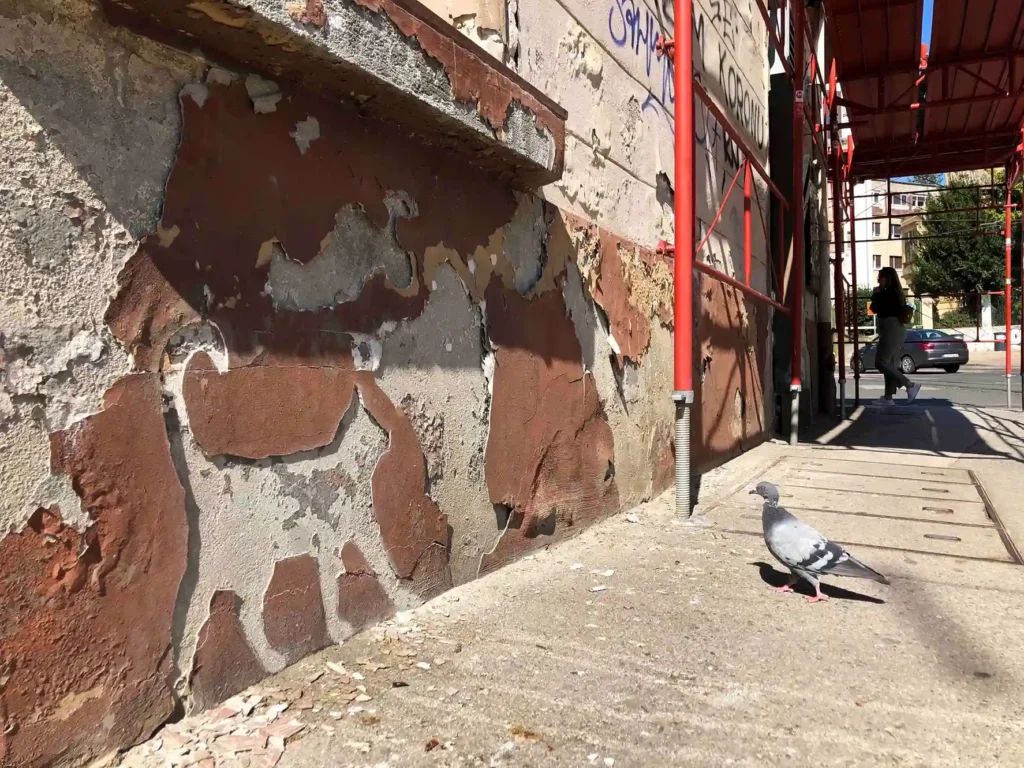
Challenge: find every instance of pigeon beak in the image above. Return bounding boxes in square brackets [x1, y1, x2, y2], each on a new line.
[748, 489, 758, 495]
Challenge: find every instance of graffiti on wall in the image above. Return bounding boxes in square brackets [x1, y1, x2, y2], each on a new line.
[606, 0, 768, 190]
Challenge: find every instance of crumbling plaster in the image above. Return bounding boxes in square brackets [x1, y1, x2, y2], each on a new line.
[0, 0, 204, 533]
[0, 0, 774, 762]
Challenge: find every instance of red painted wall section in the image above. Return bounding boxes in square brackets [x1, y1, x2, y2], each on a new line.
[0, 375, 187, 766]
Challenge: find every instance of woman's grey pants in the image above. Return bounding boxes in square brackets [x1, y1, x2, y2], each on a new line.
[876, 316, 910, 397]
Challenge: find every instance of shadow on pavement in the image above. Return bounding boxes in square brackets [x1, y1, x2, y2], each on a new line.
[752, 562, 886, 604]
[802, 399, 1024, 463]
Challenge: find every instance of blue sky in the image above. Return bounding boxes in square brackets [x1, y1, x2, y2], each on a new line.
[922, 0, 934, 47]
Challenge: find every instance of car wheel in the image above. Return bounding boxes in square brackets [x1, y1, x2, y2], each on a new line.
[943, 364, 960, 373]
[900, 355, 917, 374]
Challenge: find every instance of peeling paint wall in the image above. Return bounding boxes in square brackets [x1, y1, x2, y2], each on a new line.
[512, 0, 782, 463]
[0, 0, 803, 763]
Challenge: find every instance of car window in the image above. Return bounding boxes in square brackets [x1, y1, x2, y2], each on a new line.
[906, 331, 922, 342]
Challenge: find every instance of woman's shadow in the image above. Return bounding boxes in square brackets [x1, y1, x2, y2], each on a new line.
[752, 562, 886, 604]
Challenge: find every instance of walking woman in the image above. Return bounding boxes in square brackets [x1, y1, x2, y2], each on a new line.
[870, 267, 922, 405]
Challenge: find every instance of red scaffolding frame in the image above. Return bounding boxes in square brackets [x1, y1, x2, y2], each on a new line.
[659, 0, 812, 514]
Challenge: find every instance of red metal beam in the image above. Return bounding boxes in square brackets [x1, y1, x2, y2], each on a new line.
[744, 161, 752, 286]
[840, 50, 1024, 83]
[694, 79, 789, 207]
[836, 91, 1020, 116]
[694, 261, 790, 312]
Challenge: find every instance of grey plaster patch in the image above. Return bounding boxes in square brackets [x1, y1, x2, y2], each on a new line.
[172, 391, 405, 689]
[267, 205, 414, 311]
[376, 264, 491, 586]
[501, 101, 556, 171]
[245, 73, 283, 113]
[502, 192, 546, 295]
[182, 82, 209, 106]
[290, 115, 320, 153]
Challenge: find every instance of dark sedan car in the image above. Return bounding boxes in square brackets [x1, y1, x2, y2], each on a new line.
[853, 329, 970, 374]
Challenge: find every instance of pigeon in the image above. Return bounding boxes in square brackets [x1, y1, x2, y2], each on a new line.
[750, 481, 889, 603]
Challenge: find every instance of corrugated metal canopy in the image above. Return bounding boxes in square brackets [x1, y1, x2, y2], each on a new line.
[828, 0, 1024, 178]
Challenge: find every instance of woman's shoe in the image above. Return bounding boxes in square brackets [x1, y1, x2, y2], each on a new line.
[906, 382, 922, 403]
[874, 398, 895, 407]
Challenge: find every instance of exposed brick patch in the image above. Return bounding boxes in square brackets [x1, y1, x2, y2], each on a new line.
[182, 350, 357, 458]
[262, 554, 331, 665]
[337, 541, 395, 631]
[0, 375, 187, 767]
[358, 380, 453, 597]
[190, 590, 268, 710]
[285, 0, 327, 27]
[480, 278, 619, 573]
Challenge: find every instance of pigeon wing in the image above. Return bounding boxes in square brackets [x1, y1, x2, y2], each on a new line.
[767, 507, 889, 585]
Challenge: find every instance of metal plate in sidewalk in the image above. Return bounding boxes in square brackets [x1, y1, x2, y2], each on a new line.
[720, 504, 1014, 562]
[727, 483, 992, 527]
[771, 456, 972, 485]
[773, 469, 984, 502]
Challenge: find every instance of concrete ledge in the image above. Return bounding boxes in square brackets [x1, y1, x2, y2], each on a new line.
[98, 0, 566, 188]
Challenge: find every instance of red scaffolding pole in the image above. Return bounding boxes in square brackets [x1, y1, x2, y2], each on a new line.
[664, 0, 806, 514]
[671, 0, 695, 516]
[789, 0, 806, 445]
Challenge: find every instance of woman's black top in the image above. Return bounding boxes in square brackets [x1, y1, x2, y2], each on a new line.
[870, 287, 904, 319]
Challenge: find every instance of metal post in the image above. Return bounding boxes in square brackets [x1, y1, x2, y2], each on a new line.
[789, 0, 805, 446]
[831, 128, 846, 419]
[849, 178, 861, 406]
[673, 0, 695, 515]
[744, 161, 752, 286]
[1007, 177, 1014, 410]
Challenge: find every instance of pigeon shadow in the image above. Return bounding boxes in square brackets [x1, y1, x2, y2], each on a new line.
[752, 562, 885, 604]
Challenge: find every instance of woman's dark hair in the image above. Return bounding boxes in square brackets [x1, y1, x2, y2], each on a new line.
[879, 266, 910, 321]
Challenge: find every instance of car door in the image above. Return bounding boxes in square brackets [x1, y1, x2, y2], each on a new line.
[904, 330, 927, 368]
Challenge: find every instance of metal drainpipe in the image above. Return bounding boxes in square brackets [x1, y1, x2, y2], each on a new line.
[673, 0, 695, 515]
[789, 0, 805, 446]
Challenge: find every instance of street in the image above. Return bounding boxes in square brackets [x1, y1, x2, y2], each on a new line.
[842, 353, 1024, 409]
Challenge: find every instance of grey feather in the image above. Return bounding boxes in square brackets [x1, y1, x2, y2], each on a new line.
[752, 481, 889, 586]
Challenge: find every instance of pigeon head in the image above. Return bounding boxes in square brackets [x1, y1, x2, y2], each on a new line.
[749, 481, 780, 504]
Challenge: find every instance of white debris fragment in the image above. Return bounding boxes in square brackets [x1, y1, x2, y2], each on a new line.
[591, 569, 614, 577]
[570, 563, 584, 570]
[290, 116, 321, 154]
[589, 585, 608, 593]
[625, 513, 641, 523]
[416, 662, 432, 671]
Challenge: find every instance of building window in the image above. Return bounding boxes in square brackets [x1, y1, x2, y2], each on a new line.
[891, 255, 903, 269]
[890, 224, 902, 239]
[873, 254, 882, 268]
[872, 222, 882, 237]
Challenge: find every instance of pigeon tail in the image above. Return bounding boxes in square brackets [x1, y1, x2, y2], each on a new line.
[826, 554, 890, 585]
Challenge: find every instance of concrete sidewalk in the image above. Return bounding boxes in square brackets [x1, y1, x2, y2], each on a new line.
[120, 405, 1024, 767]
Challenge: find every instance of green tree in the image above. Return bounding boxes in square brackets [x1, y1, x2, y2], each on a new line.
[908, 173, 942, 186]
[904, 174, 1022, 307]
